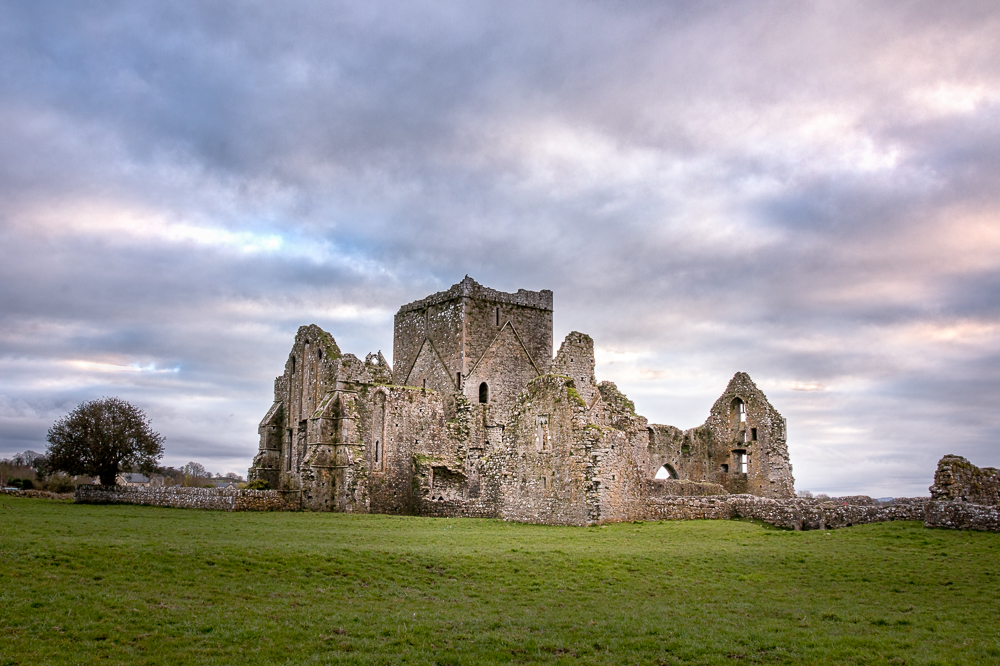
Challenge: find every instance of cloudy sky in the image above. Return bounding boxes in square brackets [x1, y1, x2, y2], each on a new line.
[2, 1, 998, 496]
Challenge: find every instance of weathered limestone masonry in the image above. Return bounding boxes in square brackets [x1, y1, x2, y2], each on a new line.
[925, 455, 1000, 532]
[643, 495, 927, 530]
[75, 484, 295, 511]
[248, 277, 797, 525]
[929, 454, 1000, 504]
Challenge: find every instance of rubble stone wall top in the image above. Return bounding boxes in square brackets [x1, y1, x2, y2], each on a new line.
[397, 275, 553, 314]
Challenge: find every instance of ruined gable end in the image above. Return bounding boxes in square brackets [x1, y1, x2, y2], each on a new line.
[703, 372, 794, 498]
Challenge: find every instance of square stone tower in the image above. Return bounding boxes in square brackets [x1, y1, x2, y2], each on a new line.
[392, 276, 553, 422]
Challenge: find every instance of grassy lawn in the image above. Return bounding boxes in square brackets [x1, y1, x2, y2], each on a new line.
[1, 496, 998, 665]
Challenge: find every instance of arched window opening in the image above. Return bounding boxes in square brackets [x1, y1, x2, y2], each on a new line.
[290, 355, 296, 374]
[374, 440, 381, 464]
[479, 382, 489, 404]
[317, 348, 323, 360]
[730, 398, 746, 427]
[654, 464, 679, 480]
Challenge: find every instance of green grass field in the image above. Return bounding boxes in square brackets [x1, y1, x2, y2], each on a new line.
[1, 496, 998, 665]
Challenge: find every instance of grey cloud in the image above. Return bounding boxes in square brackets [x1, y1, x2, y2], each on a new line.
[2, 1, 1000, 495]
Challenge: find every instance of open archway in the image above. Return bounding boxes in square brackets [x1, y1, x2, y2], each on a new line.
[654, 464, 678, 480]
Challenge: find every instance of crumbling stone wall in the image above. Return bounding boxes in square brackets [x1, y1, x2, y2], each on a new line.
[75, 484, 296, 511]
[551, 332, 598, 406]
[250, 325, 346, 490]
[923, 455, 1000, 532]
[643, 374, 794, 499]
[929, 455, 1000, 505]
[491, 375, 595, 525]
[647, 425, 718, 486]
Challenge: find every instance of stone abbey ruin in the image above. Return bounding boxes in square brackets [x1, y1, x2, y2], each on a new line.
[67, 276, 999, 531]
[248, 277, 796, 524]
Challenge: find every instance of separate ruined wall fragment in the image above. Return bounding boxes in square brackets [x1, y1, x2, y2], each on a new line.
[929, 455, 1000, 505]
[925, 455, 1000, 532]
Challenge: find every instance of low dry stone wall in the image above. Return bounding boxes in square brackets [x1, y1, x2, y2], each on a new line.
[644, 496, 734, 521]
[1, 488, 75, 501]
[642, 495, 928, 530]
[924, 500, 1000, 532]
[646, 479, 728, 497]
[75, 485, 298, 511]
[63, 483, 997, 532]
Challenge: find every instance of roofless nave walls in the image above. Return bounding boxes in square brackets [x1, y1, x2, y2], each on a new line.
[248, 277, 796, 525]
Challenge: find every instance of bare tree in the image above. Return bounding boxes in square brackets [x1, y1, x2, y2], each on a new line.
[45, 398, 165, 486]
[182, 461, 209, 478]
